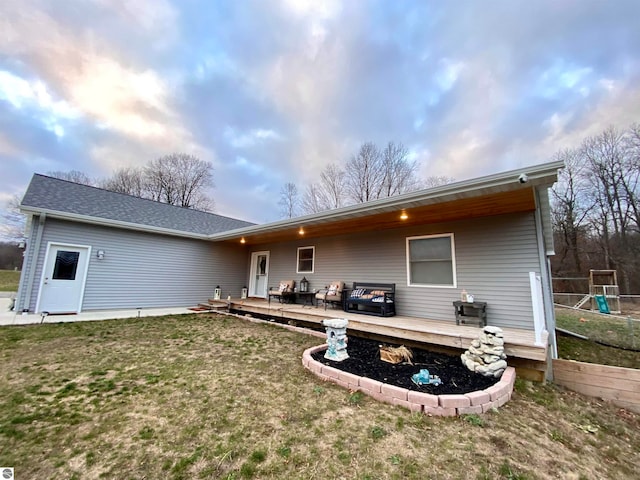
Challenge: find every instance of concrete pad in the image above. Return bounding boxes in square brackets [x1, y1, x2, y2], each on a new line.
[0, 306, 201, 327]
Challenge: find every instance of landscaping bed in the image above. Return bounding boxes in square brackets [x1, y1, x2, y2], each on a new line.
[311, 336, 498, 395]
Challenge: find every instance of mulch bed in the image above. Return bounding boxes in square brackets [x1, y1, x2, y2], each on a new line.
[311, 336, 499, 395]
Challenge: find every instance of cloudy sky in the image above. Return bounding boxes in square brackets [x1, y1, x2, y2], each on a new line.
[1, 0, 639, 227]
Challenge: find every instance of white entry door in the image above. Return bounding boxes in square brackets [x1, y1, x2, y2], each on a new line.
[37, 243, 90, 313]
[248, 251, 269, 298]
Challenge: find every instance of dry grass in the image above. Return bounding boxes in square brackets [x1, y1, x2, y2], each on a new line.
[0, 269, 20, 291]
[555, 307, 640, 368]
[0, 313, 638, 479]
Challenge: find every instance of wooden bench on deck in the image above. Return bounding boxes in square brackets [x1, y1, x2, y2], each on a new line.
[344, 282, 396, 317]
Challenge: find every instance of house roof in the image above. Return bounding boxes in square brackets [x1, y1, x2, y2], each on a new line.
[20, 174, 255, 238]
[211, 160, 564, 245]
[20, 160, 563, 244]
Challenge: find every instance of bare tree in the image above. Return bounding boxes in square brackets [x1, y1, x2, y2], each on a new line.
[344, 141, 423, 204]
[344, 142, 384, 203]
[583, 127, 629, 238]
[550, 148, 593, 274]
[549, 124, 640, 293]
[143, 154, 214, 211]
[47, 170, 95, 185]
[379, 142, 422, 196]
[318, 163, 346, 209]
[0, 195, 26, 242]
[423, 176, 455, 188]
[0, 242, 23, 269]
[301, 163, 347, 215]
[278, 182, 299, 218]
[101, 167, 145, 197]
[622, 123, 640, 233]
[301, 183, 324, 215]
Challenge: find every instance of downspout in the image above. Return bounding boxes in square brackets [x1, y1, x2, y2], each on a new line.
[19, 213, 46, 313]
[533, 188, 557, 381]
[14, 218, 31, 313]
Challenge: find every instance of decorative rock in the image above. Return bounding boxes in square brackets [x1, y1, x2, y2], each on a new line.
[482, 354, 501, 364]
[484, 326, 504, 336]
[461, 326, 508, 378]
[483, 347, 506, 356]
[468, 345, 484, 355]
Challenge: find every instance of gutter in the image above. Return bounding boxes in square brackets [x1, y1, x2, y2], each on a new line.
[17, 160, 564, 244]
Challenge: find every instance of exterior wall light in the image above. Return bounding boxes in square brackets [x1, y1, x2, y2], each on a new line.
[97, 250, 105, 259]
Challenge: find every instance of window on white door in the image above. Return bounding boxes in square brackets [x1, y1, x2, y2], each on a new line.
[52, 251, 80, 280]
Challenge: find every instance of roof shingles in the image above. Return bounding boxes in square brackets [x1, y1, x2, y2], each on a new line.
[20, 174, 254, 236]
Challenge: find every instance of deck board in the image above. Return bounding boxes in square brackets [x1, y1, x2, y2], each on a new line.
[228, 298, 548, 363]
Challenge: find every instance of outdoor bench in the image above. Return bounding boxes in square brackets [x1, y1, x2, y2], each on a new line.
[344, 282, 396, 317]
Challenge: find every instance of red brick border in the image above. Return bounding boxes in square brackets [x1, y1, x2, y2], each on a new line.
[303, 344, 515, 416]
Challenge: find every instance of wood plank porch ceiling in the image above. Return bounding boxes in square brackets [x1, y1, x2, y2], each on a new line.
[228, 187, 536, 245]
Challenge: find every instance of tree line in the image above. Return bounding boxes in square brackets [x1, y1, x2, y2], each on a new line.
[278, 141, 453, 217]
[6, 129, 639, 295]
[550, 124, 640, 294]
[49, 153, 215, 212]
[0, 153, 214, 245]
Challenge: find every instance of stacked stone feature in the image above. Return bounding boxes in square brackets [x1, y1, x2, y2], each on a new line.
[461, 326, 507, 378]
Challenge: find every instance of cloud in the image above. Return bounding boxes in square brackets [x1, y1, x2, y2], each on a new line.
[224, 127, 282, 149]
[0, 131, 21, 157]
[94, 0, 179, 38]
[1, 0, 640, 230]
[0, 1, 192, 138]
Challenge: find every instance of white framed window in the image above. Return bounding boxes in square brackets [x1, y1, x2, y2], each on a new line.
[406, 233, 457, 287]
[297, 246, 315, 274]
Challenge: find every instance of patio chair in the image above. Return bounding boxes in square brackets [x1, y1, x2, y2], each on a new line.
[315, 281, 345, 310]
[268, 280, 295, 305]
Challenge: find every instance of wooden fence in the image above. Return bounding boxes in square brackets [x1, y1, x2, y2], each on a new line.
[553, 359, 640, 413]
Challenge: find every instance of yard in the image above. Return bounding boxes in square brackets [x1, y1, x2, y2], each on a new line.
[555, 307, 640, 369]
[0, 269, 20, 292]
[1, 314, 638, 479]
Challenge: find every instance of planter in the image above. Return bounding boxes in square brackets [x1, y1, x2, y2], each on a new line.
[303, 344, 516, 416]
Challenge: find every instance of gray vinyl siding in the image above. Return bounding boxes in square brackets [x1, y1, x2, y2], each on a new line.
[23, 219, 247, 312]
[255, 212, 540, 330]
[15, 215, 40, 312]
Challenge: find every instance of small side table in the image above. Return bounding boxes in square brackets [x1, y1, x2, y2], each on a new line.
[453, 301, 487, 327]
[295, 292, 316, 307]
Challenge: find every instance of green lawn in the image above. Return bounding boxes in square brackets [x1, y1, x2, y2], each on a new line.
[0, 269, 20, 292]
[1, 314, 638, 479]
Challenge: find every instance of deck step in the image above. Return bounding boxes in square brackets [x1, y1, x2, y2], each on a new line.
[198, 300, 229, 310]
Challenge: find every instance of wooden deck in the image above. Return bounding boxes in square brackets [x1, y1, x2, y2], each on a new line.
[217, 298, 549, 380]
